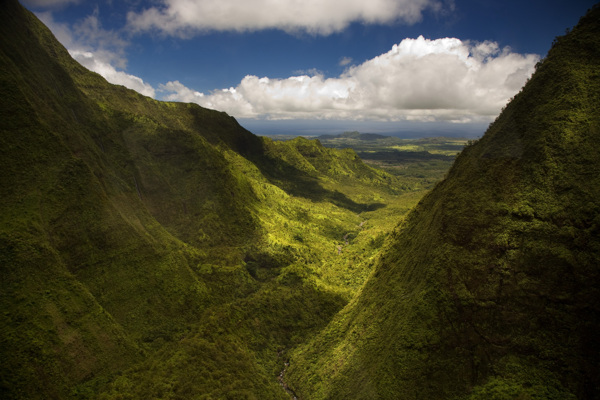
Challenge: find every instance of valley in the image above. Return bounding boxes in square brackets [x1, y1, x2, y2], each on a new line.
[1, 1, 599, 399]
[269, 133, 467, 191]
[0, 3, 460, 397]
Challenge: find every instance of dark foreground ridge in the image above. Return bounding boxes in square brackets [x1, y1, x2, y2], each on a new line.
[288, 5, 600, 400]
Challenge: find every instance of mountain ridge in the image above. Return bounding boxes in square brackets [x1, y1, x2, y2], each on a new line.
[0, 1, 412, 398]
[287, 5, 600, 399]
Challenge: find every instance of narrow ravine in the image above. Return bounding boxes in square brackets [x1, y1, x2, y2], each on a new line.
[278, 360, 299, 399]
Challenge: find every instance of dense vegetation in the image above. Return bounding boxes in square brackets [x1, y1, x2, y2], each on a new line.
[287, 5, 600, 400]
[2, 1, 598, 399]
[315, 134, 467, 190]
[0, 1, 428, 398]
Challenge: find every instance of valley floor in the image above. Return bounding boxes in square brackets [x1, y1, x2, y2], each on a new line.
[90, 137, 462, 399]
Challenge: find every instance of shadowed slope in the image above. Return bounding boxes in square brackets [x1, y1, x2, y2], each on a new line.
[288, 6, 600, 399]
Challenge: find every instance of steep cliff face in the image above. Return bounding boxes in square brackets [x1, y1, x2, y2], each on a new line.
[0, 2, 257, 396]
[289, 6, 600, 400]
[0, 2, 403, 398]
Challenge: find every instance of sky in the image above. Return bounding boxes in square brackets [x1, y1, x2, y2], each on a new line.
[22, 0, 597, 138]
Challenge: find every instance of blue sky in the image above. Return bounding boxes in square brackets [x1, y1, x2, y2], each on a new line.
[23, 0, 597, 137]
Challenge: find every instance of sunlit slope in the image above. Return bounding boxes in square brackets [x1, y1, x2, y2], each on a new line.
[0, 1, 411, 398]
[288, 6, 600, 400]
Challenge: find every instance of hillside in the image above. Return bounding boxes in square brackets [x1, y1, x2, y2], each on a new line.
[0, 1, 415, 398]
[315, 135, 468, 190]
[288, 5, 600, 400]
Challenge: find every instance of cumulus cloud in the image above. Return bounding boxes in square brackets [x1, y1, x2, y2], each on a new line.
[36, 6, 538, 124]
[71, 50, 156, 97]
[127, 0, 441, 36]
[339, 57, 353, 66]
[70, 10, 130, 69]
[37, 11, 155, 97]
[160, 36, 539, 123]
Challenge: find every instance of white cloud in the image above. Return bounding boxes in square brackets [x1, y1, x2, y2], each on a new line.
[71, 50, 156, 97]
[160, 35, 539, 123]
[36, 11, 75, 46]
[127, 0, 442, 36]
[35, 7, 537, 124]
[339, 57, 353, 67]
[37, 11, 156, 97]
[70, 10, 130, 69]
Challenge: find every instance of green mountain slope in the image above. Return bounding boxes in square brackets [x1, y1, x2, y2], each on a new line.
[288, 6, 600, 400]
[0, 2, 242, 396]
[0, 1, 417, 398]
